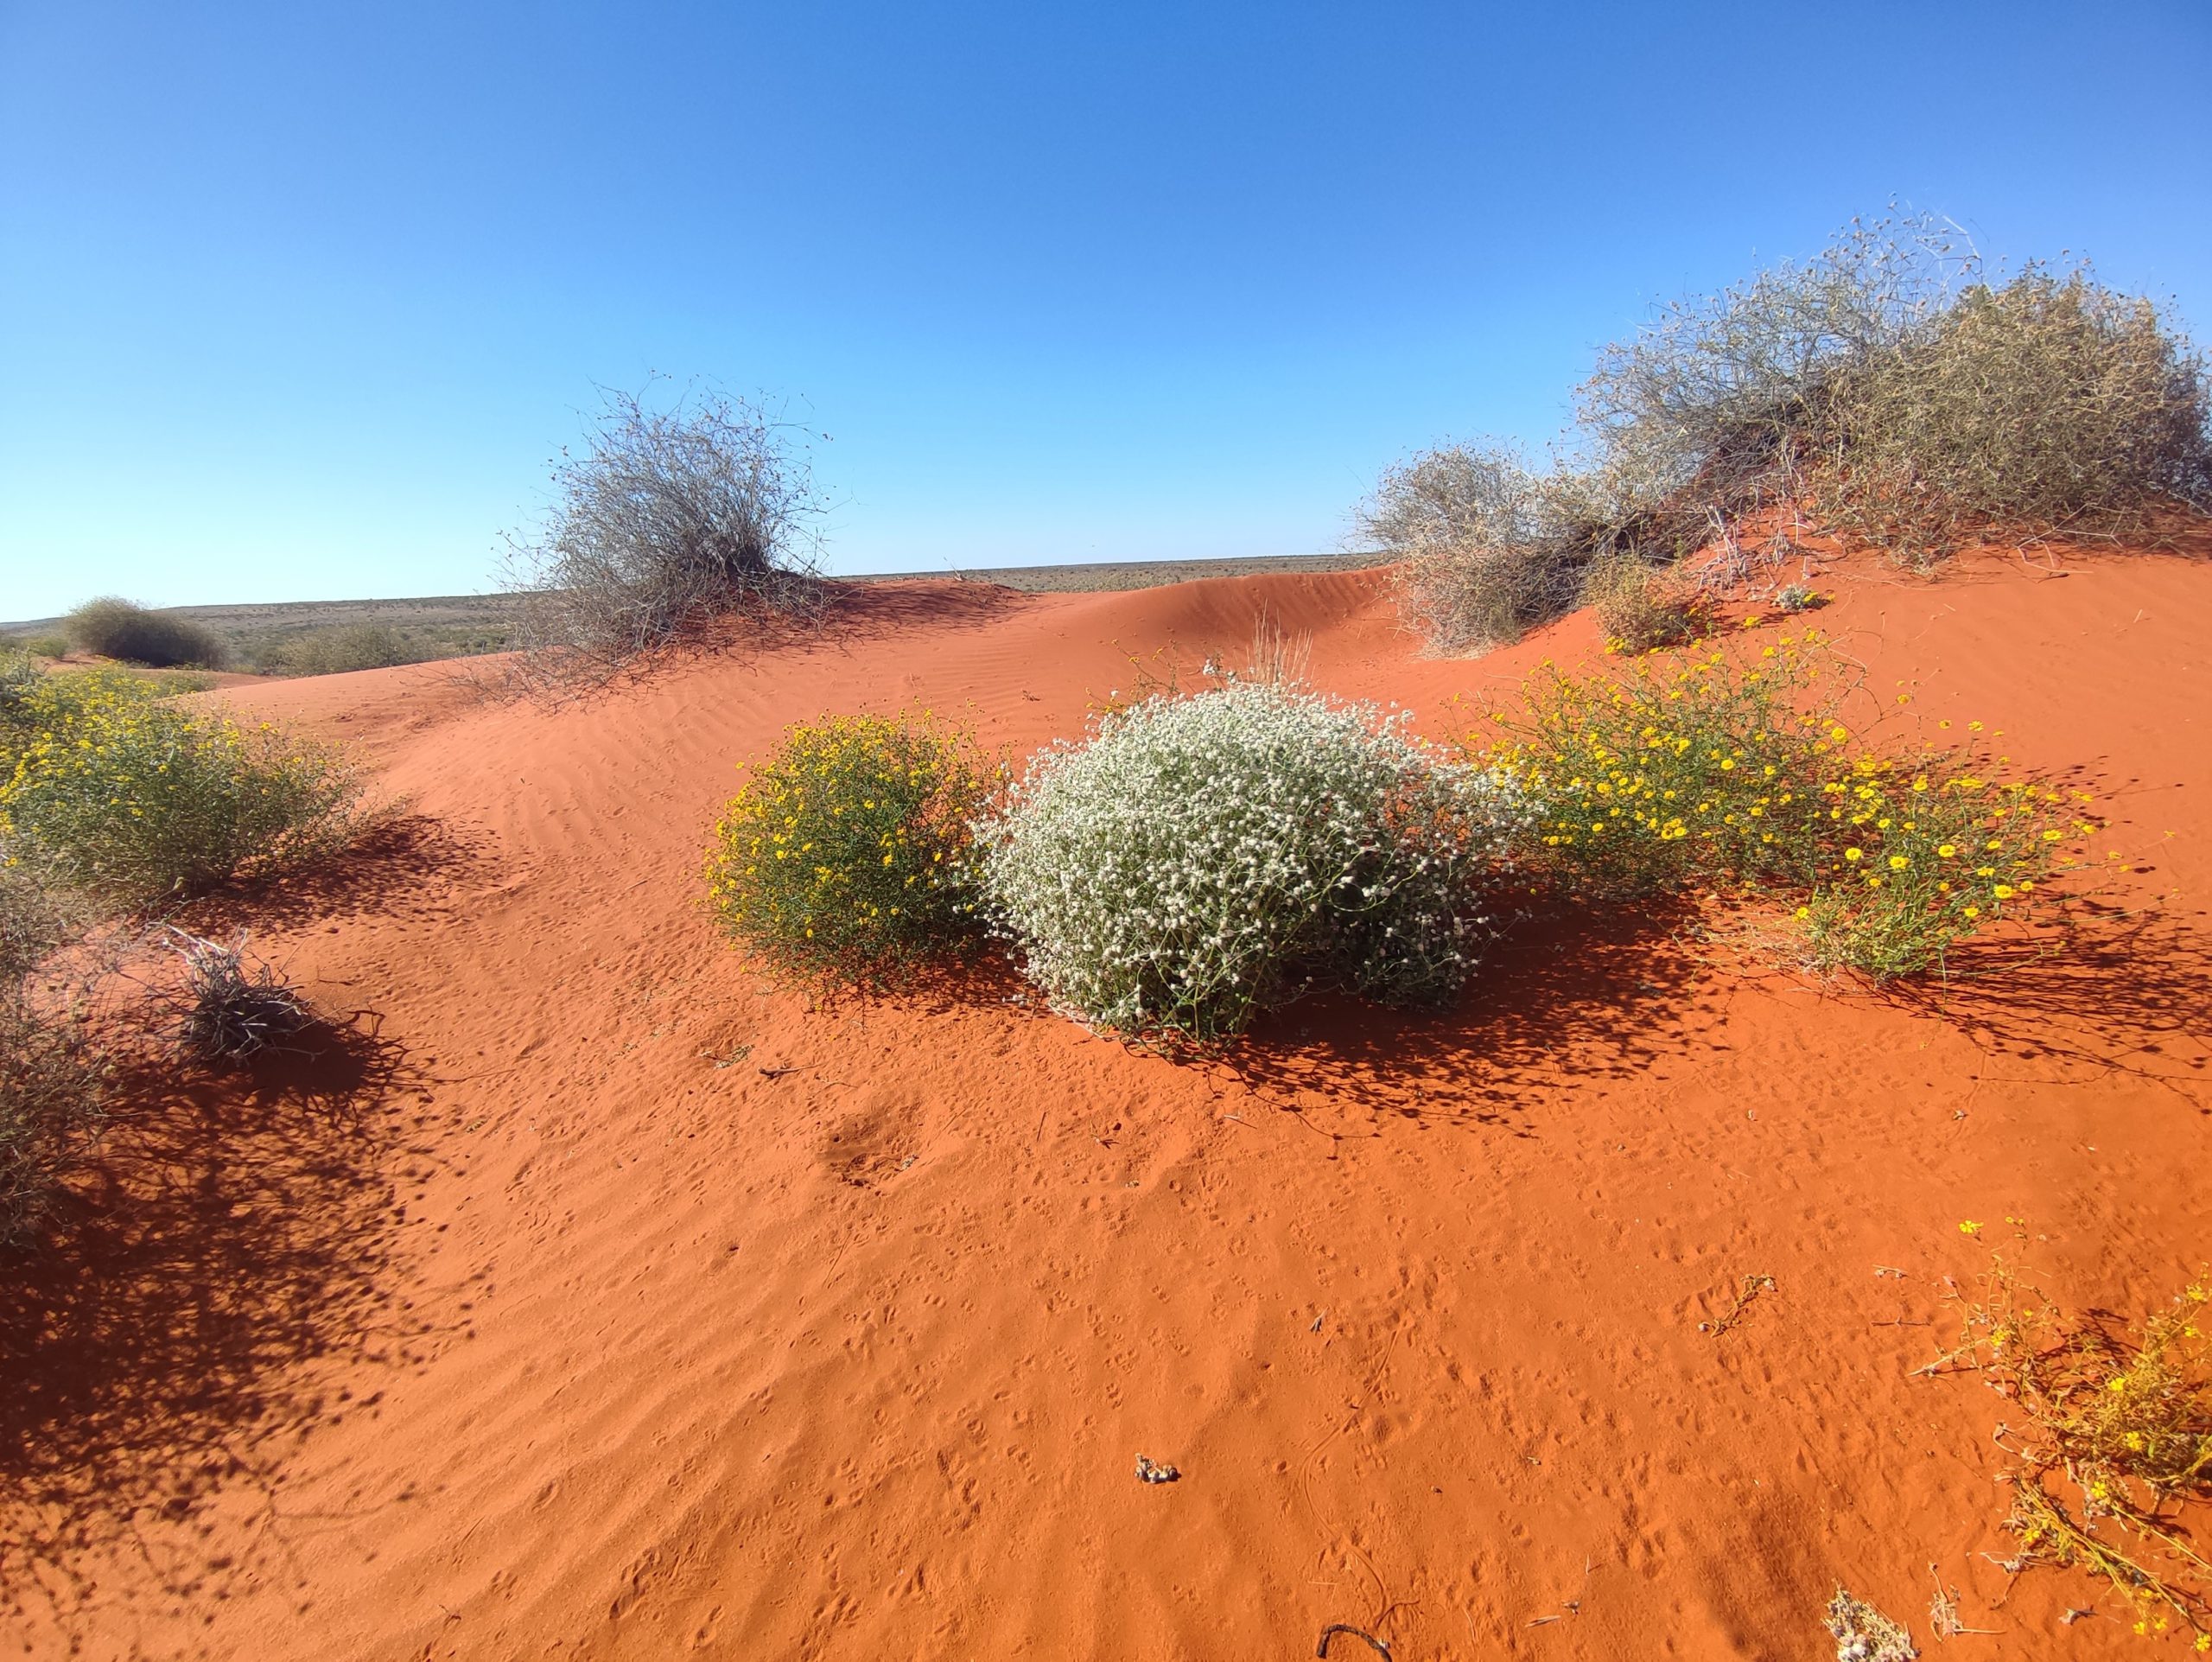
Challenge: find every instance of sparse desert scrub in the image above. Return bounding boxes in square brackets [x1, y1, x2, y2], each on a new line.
[1366, 213, 2212, 651]
[506, 382, 827, 683]
[1923, 1235, 2212, 1640]
[1474, 632, 2090, 977]
[259, 623, 418, 677]
[705, 711, 997, 986]
[0, 664, 368, 907]
[975, 679, 1526, 1045]
[62, 596, 232, 670]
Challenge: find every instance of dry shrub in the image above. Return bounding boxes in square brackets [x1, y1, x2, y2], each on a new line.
[0, 859, 105, 1246]
[1368, 212, 2211, 652]
[1585, 558, 1705, 652]
[164, 929, 313, 1062]
[1366, 444, 1688, 651]
[264, 623, 416, 678]
[1820, 267, 2212, 562]
[505, 383, 827, 684]
[1923, 1236, 2212, 1638]
[63, 597, 231, 671]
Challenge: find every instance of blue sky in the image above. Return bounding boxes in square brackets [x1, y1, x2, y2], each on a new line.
[3, 1, 2209, 617]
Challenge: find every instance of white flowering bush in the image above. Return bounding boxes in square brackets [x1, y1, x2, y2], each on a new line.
[975, 681, 1525, 1044]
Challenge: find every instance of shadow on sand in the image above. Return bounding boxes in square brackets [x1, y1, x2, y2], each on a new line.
[1876, 899, 2212, 1103]
[0, 1015, 445, 1619]
[1217, 900, 1713, 1138]
[177, 811, 499, 939]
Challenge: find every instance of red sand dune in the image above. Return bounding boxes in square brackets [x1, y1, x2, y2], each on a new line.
[9, 552, 2210, 1659]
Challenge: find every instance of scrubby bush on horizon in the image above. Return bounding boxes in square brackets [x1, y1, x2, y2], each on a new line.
[261, 622, 418, 678]
[1368, 212, 2212, 653]
[704, 710, 997, 986]
[1474, 630, 2092, 978]
[976, 678, 1528, 1045]
[0, 658, 369, 908]
[505, 381, 828, 683]
[62, 596, 232, 670]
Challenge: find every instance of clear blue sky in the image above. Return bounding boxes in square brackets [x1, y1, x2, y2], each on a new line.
[3, 1, 2209, 618]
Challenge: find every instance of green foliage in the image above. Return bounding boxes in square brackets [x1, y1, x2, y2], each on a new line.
[976, 680, 1528, 1045]
[1475, 633, 2090, 978]
[704, 711, 995, 985]
[0, 667, 366, 907]
[63, 596, 231, 669]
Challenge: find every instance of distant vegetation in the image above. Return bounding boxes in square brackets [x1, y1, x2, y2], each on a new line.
[255, 623, 416, 677]
[64, 596, 232, 669]
[505, 382, 828, 684]
[1366, 212, 2212, 653]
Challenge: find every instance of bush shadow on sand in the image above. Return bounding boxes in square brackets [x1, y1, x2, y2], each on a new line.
[177, 811, 499, 939]
[0, 1014, 447, 1621]
[1217, 899, 1713, 1139]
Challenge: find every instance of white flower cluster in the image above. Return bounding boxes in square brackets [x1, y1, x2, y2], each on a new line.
[975, 680, 1528, 1043]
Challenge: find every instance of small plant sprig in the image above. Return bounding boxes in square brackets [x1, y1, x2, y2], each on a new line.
[1921, 1229, 2212, 1641]
[703, 710, 998, 987]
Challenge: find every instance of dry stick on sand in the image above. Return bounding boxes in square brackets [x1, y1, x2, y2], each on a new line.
[1927, 1563, 1998, 1638]
[1700, 1273, 1778, 1335]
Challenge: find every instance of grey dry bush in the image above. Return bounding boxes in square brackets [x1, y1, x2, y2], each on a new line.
[163, 929, 313, 1062]
[1366, 212, 2212, 652]
[505, 384, 828, 683]
[975, 676, 1527, 1046]
[0, 858, 105, 1246]
[63, 597, 232, 670]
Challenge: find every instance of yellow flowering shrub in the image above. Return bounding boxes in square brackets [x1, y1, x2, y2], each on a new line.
[703, 711, 997, 985]
[0, 662, 365, 906]
[1924, 1236, 2212, 1638]
[1475, 630, 2092, 977]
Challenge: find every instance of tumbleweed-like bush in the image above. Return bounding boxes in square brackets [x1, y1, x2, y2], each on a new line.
[166, 929, 315, 1062]
[1366, 213, 2212, 652]
[506, 383, 827, 682]
[1818, 265, 2212, 562]
[976, 680, 1526, 1045]
[705, 711, 997, 986]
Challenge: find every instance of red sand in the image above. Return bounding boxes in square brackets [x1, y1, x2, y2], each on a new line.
[9, 553, 2210, 1659]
